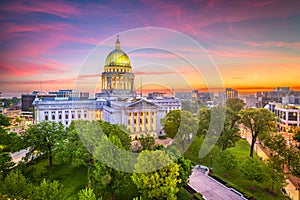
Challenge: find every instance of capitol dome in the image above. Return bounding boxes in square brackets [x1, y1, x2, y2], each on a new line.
[105, 35, 131, 67]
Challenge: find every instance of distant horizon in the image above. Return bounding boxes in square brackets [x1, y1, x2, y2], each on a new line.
[2, 86, 300, 98]
[1, 1, 300, 98]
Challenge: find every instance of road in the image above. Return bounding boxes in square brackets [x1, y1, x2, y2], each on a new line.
[189, 168, 245, 200]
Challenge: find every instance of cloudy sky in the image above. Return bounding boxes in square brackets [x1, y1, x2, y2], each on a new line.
[0, 0, 300, 97]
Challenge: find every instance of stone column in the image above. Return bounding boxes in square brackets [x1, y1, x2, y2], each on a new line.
[137, 112, 140, 133]
[143, 111, 146, 133]
[131, 112, 134, 133]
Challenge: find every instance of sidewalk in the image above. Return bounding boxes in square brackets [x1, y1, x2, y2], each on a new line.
[189, 167, 245, 200]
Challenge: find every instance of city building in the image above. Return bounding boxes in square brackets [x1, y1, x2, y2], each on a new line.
[239, 95, 258, 108]
[22, 91, 56, 111]
[256, 87, 300, 107]
[225, 88, 238, 100]
[268, 96, 300, 132]
[33, 36, 180, 137]
[175, 90, 213, 106]
[217, 88, 238, 105]
[49, 89, 89, 98]
[175, 92, 192, 101]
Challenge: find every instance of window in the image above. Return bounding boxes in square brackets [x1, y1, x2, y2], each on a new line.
[288, 112, 297, 121]
[45, 115, 48, 121]
[66, 121, 69, 125]
[52, 115, 55, 120]
[72, 114, 75, 119]
[84, 114, 87, 118]
[65, 114, 68, 119]
[78, 114, 81, 119]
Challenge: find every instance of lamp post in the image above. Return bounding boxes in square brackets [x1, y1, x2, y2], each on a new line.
[210, 155, 213, 170]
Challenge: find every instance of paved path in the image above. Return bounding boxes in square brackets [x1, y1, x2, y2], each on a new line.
[189, 168, 245, 200]
[10, 149, 29, 164]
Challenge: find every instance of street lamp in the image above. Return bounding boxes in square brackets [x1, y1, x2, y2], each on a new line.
[210, 155, 213, 170]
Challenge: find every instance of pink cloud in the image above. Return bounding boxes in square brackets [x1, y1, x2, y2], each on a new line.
[0, 59, 68, 78]
[244, 41, 300, 49]
[0, 0, 80, 18]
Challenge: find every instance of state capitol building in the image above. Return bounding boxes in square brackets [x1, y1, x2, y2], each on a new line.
[33, 36, 181, 137]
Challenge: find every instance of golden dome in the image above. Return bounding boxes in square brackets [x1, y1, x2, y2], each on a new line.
[105, 35, 131, 67]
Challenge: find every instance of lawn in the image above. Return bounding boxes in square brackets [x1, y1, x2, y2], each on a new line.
[20, 158, 88, 199]
[184, 136, 288, 200]
[17, 158, 191, 200]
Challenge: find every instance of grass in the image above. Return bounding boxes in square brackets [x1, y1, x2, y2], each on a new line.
[19, 158, 88, 199]
[177, 187, 194, 200]
[184, 136, 288, 200]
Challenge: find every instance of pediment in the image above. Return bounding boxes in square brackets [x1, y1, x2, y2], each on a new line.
[128, 99, 157, 108]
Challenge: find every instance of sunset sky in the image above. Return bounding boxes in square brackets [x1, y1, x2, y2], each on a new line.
[0, 0, 300, 97]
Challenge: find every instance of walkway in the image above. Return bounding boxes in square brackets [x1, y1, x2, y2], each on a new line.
[189, 167, 245, 200]
[10, 149, 29, 164]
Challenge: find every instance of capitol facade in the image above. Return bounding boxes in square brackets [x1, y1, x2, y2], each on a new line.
[33, 36, 181, 137]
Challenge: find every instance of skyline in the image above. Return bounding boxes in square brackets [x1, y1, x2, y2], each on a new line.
[1, 0, 300, 97]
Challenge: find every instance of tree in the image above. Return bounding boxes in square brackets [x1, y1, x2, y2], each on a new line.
[0, 114, 10, 126]
[176, 156, 192, 187]
[198, 107, 240, 151]
[161, 110, 197, 151]
[78, 188, 101, 200]
[92, 134, 133, 199]
[293, 130, 300, 143]
[55, 120, 96, 186]
[265, 155, 287, 193]
[132, 150, 180, 200]
[161, 110, 181, 139]
[218, 150, 237, 175]
[0, 151, 15, 178]
[240, 108, 275, 157]
[22, 121, 66, 166]
[0, 127, 25, 152]
[31, 178, 66, 200]
[264, 134, 288, 164]
[1, 170, 32, 199]
[138, 133, 155, 150]
[225, 98, 245, 114]
[240, 157, 265, 189]
[287, 148, 300, 178]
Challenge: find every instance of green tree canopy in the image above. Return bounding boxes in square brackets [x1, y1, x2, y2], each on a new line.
[217, 150, 237, 174]
[132, 150, 180, 200]
[225, 98, 245, 114]
[265, 155, 287, 193]
[240, 157, 265, 189]
[198, 106, 240, 151]
[22, 121, 66, 166]
[78, 188, 100, 200]
[31, 178, 66, 200]
[240, 108, 275, 157]
[1, 170, 32, 199]
[161, 110, 198, 151]
[0, 114, 10, 126]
